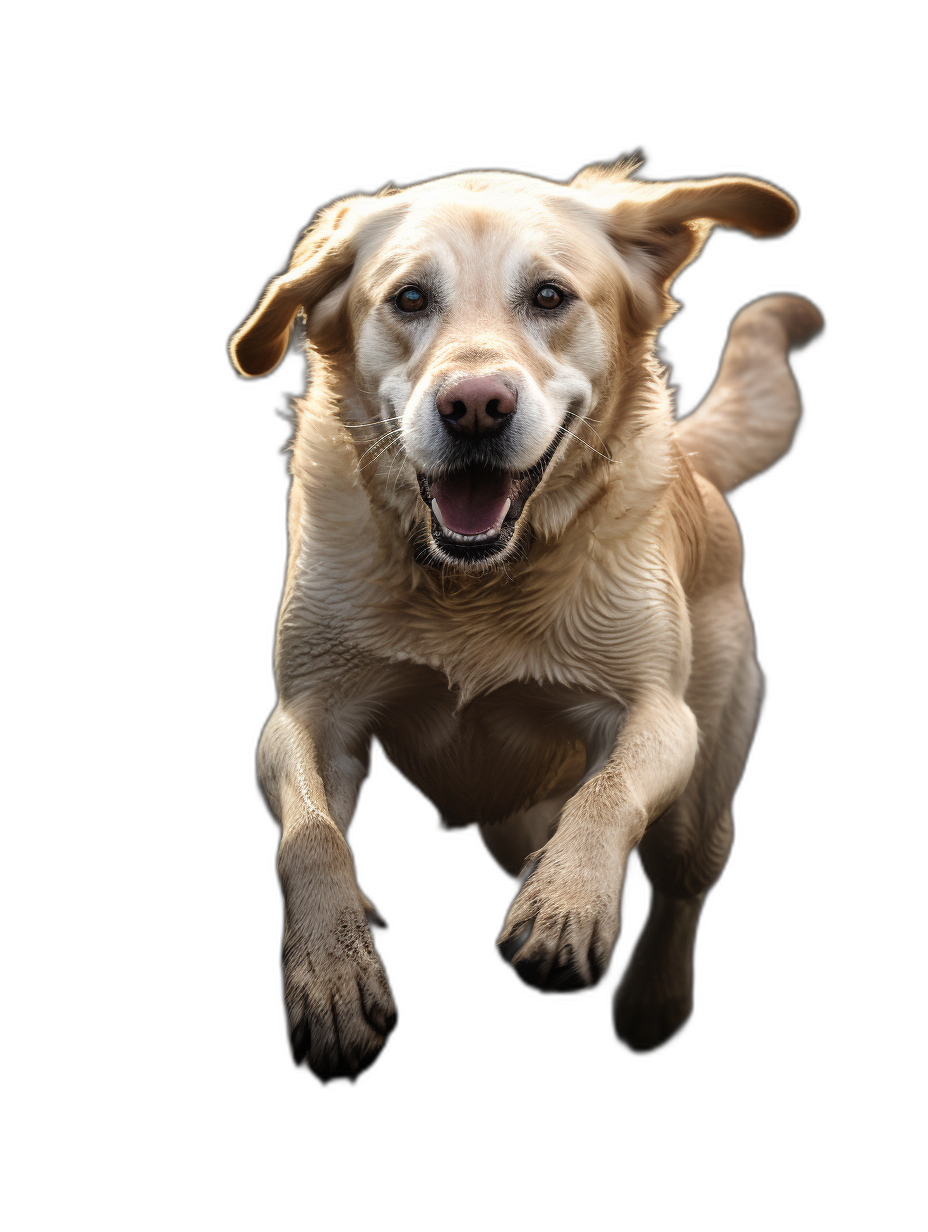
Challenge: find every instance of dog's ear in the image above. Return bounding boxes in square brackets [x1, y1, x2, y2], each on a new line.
[229, 197, 374, 377]
[576, 160, 797, 326]
[608, 175, 797, 283]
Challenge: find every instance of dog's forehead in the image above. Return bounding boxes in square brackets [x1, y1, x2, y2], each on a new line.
[359, 174, 609, 286]
[404, 169, 573, 214]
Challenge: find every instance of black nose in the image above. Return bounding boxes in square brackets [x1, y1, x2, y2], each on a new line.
[436, 376, 517, 438]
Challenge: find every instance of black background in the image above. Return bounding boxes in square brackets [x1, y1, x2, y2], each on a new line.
[168, 79, 867, 1153]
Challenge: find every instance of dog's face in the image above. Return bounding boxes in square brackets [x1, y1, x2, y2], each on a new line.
[348, 177, 621, 568]
[231, 162, 795, 571]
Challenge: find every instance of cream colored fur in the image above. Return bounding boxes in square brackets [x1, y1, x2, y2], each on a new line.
[230, 157, 821, 1079]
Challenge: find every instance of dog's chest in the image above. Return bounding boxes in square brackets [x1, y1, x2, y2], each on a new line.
[372, 670, 624, 825]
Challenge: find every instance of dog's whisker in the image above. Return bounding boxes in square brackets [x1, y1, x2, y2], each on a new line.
[359, 430, 405, 472]
[386, 443, 412, 498]
[384, 445, 401, 487]
[360, 438, 403, 472]
[342, 414, 405, 435]
[356, 443, 400, 473]
[559, 426, 614, 463]
[565, 410, 612, 456]
[337, 418, 401, 438]
[355, 437, 395, 466]
[356, 428, 404, 467]
[392, 455, 414, 500]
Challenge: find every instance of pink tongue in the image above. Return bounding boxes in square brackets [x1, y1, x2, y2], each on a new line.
[431, 469, 511, 535]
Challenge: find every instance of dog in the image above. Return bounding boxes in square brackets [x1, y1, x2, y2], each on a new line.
[229, 155, 822, 1080]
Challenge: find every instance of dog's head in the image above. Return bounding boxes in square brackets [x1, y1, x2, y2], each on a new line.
[231, 158, 794, 571]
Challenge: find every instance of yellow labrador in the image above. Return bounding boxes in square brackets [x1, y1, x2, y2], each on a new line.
[230, 156, 821, 1079]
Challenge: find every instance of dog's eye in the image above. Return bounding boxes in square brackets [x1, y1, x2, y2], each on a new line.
[396, 286, 428, 313]
[533, 284, 563, 309]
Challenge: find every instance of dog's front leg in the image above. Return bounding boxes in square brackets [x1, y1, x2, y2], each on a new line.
[497, 690, 698, 990]
[259, 702, 396, 1079]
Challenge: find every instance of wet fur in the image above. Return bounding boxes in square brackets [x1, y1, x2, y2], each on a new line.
[231, 158, 822, 1078]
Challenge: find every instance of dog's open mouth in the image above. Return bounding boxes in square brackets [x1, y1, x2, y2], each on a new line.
[417, 430, 563, 562]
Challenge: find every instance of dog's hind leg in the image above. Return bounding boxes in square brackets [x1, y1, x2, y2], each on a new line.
[614, 603, 763, 1050]
[479, 791, 573, 877]
[612, 811, 727, 1052]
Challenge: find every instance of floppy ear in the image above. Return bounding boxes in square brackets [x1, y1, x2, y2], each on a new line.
[575, 158, 797, 327]
[229, 200, 362, 377]
[609, 174, 797, 285]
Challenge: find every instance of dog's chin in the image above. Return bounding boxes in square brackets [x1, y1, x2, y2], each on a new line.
[414, 430, 563, 572]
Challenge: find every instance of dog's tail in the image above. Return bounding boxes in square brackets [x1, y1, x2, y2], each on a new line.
[674, 294, 823, 494]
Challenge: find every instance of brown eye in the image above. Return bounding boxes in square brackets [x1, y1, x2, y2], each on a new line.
[534, 284, 563, 309]
[396, 286, 428, 313]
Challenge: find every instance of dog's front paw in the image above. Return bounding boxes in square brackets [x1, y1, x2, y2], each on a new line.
[496, 849, 620, 991]
[283, 907, 396, 1080]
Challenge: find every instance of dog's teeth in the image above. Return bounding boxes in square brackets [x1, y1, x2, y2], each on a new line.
[500, 498, 511, 521]
[430, 499, 449, 531]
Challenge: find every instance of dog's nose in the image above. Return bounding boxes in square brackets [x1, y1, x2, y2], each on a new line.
[436, 377, 516, 437]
